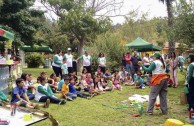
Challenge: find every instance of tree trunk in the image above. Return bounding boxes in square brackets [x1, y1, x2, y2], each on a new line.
[77, 38, 84, 73]
[166, 0, 175, 52]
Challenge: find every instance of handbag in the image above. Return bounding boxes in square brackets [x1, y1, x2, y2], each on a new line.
[184, 86, 189, 94]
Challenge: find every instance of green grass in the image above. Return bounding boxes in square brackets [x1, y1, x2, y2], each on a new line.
[22, 68, 189, 126]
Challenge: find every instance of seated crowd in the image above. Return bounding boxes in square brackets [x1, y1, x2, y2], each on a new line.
[0, 66, 173, 110]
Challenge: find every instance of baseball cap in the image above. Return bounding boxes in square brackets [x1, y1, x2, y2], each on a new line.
[67, 48, 71, 51]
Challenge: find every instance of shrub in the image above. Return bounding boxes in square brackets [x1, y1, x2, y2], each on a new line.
[25, 53, 44, 68]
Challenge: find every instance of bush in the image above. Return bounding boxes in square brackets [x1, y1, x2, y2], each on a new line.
[89, 32, 128, 72]
[25, 53, 44, 68]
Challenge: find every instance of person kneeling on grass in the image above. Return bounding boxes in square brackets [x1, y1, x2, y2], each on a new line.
[134, 73, 145, 89]
[69, 78, 92, 99]
[0, 90, 9, 106]
[61, 76, 77, 101]
[35, 76, 65, 105]
[11, 78, 50, 109]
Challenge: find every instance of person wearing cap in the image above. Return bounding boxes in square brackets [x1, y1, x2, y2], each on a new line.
[139, 52, 168, 115]
[76, 50, 92, 73]
[186, 54, 194, 111]
[63, 48, 74, 74]
[52, 50, 63, 78]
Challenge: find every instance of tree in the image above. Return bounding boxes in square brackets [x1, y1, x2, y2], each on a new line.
[159, 0, 175, 52]
[173, 0, 194, 48]
[40, 0, 115, 71]
[0, 0, 45, 46]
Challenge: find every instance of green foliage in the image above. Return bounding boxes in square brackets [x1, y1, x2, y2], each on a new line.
[25, 53, 44, 68]
[89, 32, 127, 71]
[0, 0, 45, 46]
[173, 0, 194, 47]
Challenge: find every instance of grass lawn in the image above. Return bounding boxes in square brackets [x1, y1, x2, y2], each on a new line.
[23, 68, 189, 126]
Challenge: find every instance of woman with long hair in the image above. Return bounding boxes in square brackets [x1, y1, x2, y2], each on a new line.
[169, 52, 179, 88]
[140, 52, 168, 115]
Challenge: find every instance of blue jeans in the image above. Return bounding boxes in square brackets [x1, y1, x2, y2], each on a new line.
[76, 91, 90, 98]
[27, 93, 35, 100]
[39, 96, 61, 104]
[66, 93, 77, 99]
[126, 64, 132, 76]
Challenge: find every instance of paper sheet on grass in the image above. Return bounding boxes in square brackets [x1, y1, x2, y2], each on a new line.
[128, 94, 149, 103]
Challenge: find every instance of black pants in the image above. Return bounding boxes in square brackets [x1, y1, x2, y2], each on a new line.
[68, 67, 73, 74]
[99, 66, 106, 74]
[84, 66, 91, 73]
[188, 77, 194, 110]
[52, 66, 62, 78]
[39, 96, 61, 104]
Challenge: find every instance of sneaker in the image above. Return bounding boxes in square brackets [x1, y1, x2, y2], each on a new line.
[142, 86, 145, 89]
[67, 97, 73, 101]
[59, 100, 66, 105]
[44, 99, 50, 108]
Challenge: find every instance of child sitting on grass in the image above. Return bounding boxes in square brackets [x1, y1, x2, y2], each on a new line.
[95, 75, 105, 93]
[104, 76, 114, 91]
[0, 90, 9, 106]
[61, 76, 77, 101]
[80, 75, 89, 92]
[12, 78, 50, 109]
[124, 73, 133, 86]
[69, 78, 91, 99]
[21, 73, 35, 100]
[48, 73, 58, 93]
[119, 67, 128, 85]
[35, 76, 65, 105]
[167, 74, 173, 87]
[134, 73, 145, 89]
[113, 75, 122, 90]
[27, 73, 36, 94]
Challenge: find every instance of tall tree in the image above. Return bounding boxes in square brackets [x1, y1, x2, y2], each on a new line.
[0, 0, 45, 46]
[40, 0, 116, 70]
[159, 0, 175, 52]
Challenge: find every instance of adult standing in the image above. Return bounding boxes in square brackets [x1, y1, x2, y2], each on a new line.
[178, 54, 185, 72]
[63, 48, 74, 74]
[169, 52, 179, 88]
[143, 53, 150, 74]
[131, 51, 142, 75]
[76, 50, 92, 73]
[186, 54, 194, 111]
[52, 50, 63, 77]
[98, 53, 106, 74]
[125, 52, 132, 76]
[140, 52, 168, 115]
[121, 53, 126, 67]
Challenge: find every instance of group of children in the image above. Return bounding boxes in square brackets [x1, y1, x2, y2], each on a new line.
[0, 65, 175, 110]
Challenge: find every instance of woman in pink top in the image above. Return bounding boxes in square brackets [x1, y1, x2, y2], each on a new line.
[169, 52, 179, 88]
[125, 52, 132, 76]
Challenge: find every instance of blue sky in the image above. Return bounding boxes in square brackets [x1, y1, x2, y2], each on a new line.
[34, 0, 167, 24]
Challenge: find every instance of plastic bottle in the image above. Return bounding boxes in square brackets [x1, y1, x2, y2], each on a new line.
[155, 96, 160, 107]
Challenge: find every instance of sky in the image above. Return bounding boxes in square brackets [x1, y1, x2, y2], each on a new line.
[33, 0, 167, 24]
